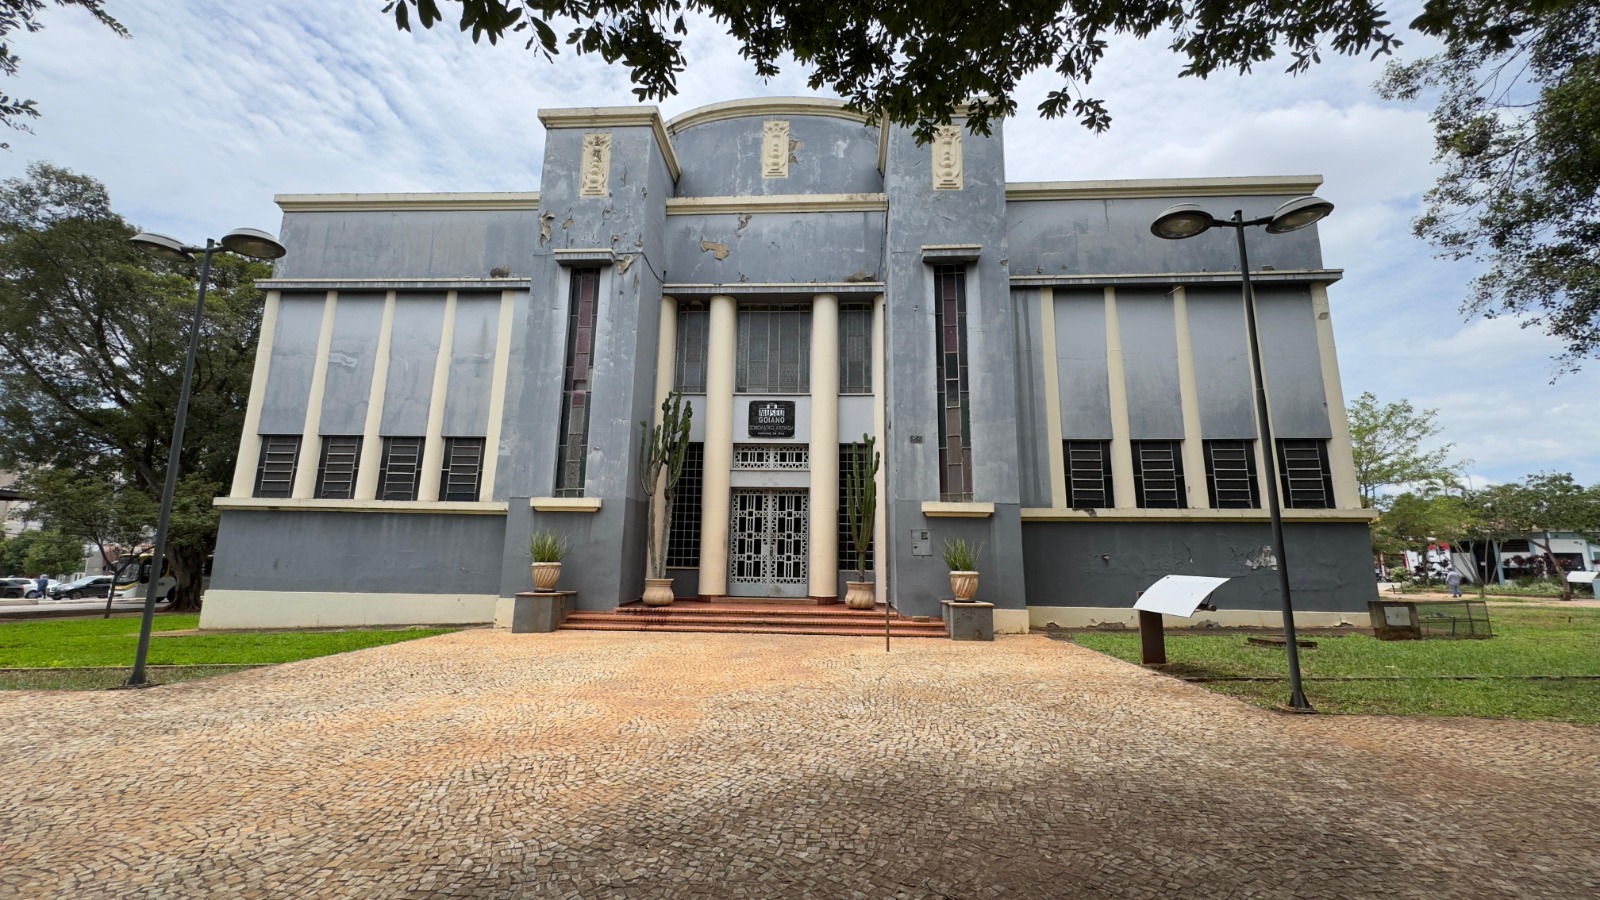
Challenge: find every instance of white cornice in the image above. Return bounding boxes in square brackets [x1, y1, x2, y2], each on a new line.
[275, 193, 540, 212]
[665, 193, 886, 215]
[215, 498, 508, 515]
[1009, 269, 1344, 287]
[1020, 507, 1377, 522]
[1005, 176, 1324, 202]
[536, 106, 682, 181]
[530, 497, 603, 512]
[667, 97, 871, 134]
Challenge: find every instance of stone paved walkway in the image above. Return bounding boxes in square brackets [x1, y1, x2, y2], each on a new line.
[1, 631, 1596, 898]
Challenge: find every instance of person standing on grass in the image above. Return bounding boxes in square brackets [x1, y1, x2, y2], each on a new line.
[1447, 568, 1462, 598]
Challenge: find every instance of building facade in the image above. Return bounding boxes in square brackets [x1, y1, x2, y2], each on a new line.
[201, 97, 1378, 632]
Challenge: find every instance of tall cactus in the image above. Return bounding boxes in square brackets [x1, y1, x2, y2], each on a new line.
[845, 432, 880, 581]
[639, 392, 693, 579]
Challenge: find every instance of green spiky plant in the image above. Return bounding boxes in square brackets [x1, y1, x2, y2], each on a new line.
[528, 530, 569, 563]
[940, 538, 984, 572]
[845, 433, 880, 581]
[638, 391, 693, 579]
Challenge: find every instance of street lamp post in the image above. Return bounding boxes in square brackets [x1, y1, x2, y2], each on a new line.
[126, 228, 286, 687]
[1150, 196, 1335, 712]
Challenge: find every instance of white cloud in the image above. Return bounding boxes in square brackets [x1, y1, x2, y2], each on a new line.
[3, 1, 1596, 483]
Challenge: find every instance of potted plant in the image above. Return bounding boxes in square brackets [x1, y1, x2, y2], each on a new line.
[942, 537, 984, 602]
[638, 391, 693, 606]
[843, 433, 880, 609]
[529, 529, 569, 592]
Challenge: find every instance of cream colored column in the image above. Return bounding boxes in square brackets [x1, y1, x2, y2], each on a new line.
[1312, 283, 1362, 509]
[871, 294, 887, 603]
[1171, 287, 1211, 508]
[808, 293, 840, 599]
[697, 294, 737, 596]
[1039, 288, 1067, 508]
[417, 291, 459, 502]
[353, 291, 398, 500]
[291, 291, 339, 499]
[477, 289, 518, 501]
[651, 296, 679, 563]
[231, 290, 281, 497]
[1103, 287, 1136, 508]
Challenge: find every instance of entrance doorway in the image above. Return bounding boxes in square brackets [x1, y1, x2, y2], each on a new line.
[728, 489, 808, 598]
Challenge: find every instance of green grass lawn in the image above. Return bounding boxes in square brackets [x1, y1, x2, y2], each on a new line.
[0, 614, 456, 688]
[1073, 605, 1600, 722]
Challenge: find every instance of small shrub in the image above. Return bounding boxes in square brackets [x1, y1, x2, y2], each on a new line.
[529, 530, 570, 563]
[940, 537, 983, 571]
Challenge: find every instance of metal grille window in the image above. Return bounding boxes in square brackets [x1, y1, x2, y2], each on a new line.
[314, 436, 363, 500]
[253, 435, 301, 499]
[837, 443, 875, 572]
[555, 268, 600, 496]
[675, 307, 709, 393]
[1064, 440, 1113, 509]
[934, 265, 972, 501]
[839, 303, 873, 394]
[736, 305, 810, 393]
[376, 437, 425, 501]
[1277, 439, 1335, 509]
[665, 443, 704, 568]
[440, 437, 486, 502]
[732, 444, 809, 470]
[1204, 439, 1259, 508]
[1131, 440, 1186, 509]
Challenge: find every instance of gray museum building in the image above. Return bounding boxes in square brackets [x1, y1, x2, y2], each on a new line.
[201, 97, 1378, 633]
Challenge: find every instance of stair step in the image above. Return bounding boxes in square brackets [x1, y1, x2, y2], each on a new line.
[557, 621, 947, 638]
[563, 613, 944, 630]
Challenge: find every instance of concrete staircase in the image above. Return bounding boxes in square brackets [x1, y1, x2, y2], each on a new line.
[558, 600, 948, 638]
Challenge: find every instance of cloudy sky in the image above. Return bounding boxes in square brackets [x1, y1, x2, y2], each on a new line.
[5, 1, 1596, 486]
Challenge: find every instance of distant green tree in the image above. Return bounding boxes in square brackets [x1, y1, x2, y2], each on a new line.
[0, 2, 127, 145]
[1379, 0, 1600, 369]
[1347, 392, 1466, 506]
[0, 163, 269, 610]
[1371, 491, 1474, 558]
[0, 527, 81, 577]
[12, 467, 153, 574]
[1463, 472, 1600, 598]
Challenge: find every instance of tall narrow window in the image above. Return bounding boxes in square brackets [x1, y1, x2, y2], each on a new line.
[837, 443, 876, 571]
[934, 265, 972, 501]
[1277, 439, 1334, 509]
[665, 442, 704, 567]
[736, 304, 810, 393]
[555, 267, 600, 495]
[440, 437, 486, 502]
[839, 303, 873, 394]
[377, 437, 425, 501]
[314, 436, 363, 500]
[253, 435, 301, 499]
[675, 307, 709, 393]
[1204, 439, 1259, 508]
[1131, 440, 1186, 509]
[1064, 440, 1113, 509]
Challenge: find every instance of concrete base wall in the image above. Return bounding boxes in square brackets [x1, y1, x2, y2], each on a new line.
[1027, 606, 1366, 630]
[200, 590, 497, 629]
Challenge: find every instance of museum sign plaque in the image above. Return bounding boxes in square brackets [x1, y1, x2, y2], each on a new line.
[748, 400, 796, 438]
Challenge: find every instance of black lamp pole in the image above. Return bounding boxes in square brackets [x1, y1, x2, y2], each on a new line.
[127, 239, 216, 687]
[1222, 211, 1313, 711]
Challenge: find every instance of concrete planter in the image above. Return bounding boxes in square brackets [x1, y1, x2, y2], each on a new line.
[943, 600, 995, 641]
[531, 562, 563, 592]
[496, 592, 574, 633]
[844, 580, 875, 609]
[949, 570, 979, 601]
[642, 577, 675, 607]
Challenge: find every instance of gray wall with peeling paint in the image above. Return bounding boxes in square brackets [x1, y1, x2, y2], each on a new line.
[274, 209, 540, 280]
[318, 292, 383, 436]
[670, 115, 883, 197]
[663, 211, 885, 285]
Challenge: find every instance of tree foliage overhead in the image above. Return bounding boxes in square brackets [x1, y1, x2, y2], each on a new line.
[1379, 0, 1600, 370]
[0, 1, 126, 144]
[381, 0, 1405, 137]
[0, 162, 269, 608]
[1347, 391, 1466, 506]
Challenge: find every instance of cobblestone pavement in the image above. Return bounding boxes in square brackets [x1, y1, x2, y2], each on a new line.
[1, 631, 1596, 899]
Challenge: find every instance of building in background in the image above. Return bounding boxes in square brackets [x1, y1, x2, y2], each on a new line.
[202, 97, 1376, 631]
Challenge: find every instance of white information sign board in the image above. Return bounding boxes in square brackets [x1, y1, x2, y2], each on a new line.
[1133, 575, 1232, 618]
[1565, 571, 1598, 585]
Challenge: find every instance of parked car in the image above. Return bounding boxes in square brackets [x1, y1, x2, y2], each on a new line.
[21, 578, 63, 599]
[0, 577, 30, 599]
[48, 575, 114, 600]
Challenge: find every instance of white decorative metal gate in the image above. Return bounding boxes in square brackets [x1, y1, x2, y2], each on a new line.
[728, 489, 809, 598]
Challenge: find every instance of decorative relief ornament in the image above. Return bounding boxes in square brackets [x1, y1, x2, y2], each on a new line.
[580, 132, 612, 197]
[762, 120, 790, 178]
[932, 125, 963, 191]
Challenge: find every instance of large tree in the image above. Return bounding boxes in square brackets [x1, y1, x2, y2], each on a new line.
[0, 162, 268, 609]
[0, 1, 126, 144]
[380, 0, 1408, 136]
[1347, 391, 1466, 506]
[1379, 0, 1600, 370]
